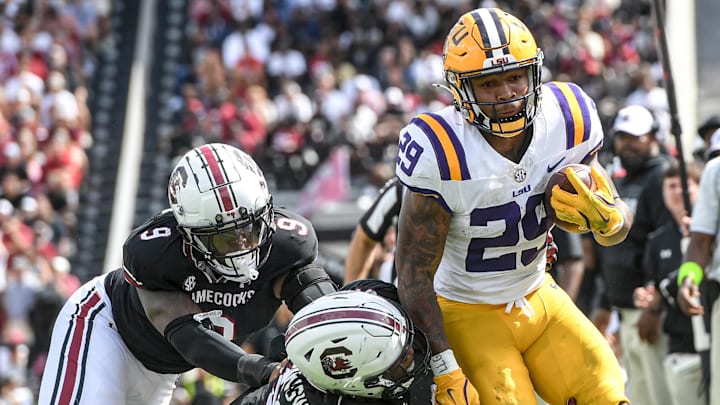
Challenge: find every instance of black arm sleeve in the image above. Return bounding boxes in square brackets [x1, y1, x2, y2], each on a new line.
[281, 263, 338, 313]
[164, 314, 277, 386]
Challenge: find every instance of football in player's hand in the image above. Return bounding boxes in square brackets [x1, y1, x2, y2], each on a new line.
[544, 163, 595, 234]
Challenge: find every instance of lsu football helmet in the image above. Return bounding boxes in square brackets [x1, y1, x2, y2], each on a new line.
[442, 8, 543, 137]
[285, 290, 430, 399]
[168, 143, 274, 283]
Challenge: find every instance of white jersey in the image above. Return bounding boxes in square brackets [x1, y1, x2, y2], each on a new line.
[395, 81, 604, 304]
[689, 156, 720, 281]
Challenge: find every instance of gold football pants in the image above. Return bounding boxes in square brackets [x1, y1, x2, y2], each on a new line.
[438, 274, 629, 405]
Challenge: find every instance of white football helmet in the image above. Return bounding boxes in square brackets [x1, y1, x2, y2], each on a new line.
[168, 143, 274, 283]
[284, 290, 429, 399]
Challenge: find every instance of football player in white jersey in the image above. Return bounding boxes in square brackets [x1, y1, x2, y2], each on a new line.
[394, 8, 634, 405]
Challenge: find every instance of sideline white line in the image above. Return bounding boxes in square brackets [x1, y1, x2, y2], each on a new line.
[103, 0, 156, 273]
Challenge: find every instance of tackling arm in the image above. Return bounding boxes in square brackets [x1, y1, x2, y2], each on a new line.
[137, 289, 279, 386]
[279, 263, 337, 313]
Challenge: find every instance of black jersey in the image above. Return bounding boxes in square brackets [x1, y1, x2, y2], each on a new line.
[233, 363, 405, 405]
[599, 154, 673, 308]
[643, 222, 695, 354]
[104, 207, 318, 374]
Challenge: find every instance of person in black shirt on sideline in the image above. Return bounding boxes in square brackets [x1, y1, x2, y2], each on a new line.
[634, 160, 705, 405]
[38, 143, 337, 405]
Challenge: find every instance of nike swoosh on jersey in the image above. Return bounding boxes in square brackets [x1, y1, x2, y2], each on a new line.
[547, 157, 566, 172]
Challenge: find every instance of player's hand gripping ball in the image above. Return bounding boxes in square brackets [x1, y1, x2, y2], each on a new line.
[546, 164, 624, 237]
[544, 164, 595, 233]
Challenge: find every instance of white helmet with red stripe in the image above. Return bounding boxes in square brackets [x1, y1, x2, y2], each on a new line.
[284, 290, 429, 399]
[168, 143, 274, 283]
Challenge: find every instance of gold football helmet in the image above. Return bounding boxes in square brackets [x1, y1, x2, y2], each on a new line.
[442, 8, 543, 137]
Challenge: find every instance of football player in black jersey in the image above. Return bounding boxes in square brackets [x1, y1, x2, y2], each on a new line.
[231, 280, 431, 405]
[38, 143, 337, 405]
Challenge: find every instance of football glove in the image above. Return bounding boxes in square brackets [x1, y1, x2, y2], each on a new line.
[433, 369, 481, 405]
[550, 166, 623, 237]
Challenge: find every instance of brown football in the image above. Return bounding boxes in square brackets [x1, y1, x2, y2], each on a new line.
[544, 163, 595, 234]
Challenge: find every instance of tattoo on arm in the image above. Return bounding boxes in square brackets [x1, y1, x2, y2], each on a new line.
[396, 191, 451, 354]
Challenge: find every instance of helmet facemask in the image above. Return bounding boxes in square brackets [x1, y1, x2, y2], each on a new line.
[446, 58, 543, 137]
[362, 321, 431, 400]
[181, 200, 275, 283]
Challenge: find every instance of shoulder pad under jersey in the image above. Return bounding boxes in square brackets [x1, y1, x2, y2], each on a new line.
[542, 81, 604, 156]
[260, 207, 319, 280]
[122, 210, 193, 290]
[396, 108, 463, 211]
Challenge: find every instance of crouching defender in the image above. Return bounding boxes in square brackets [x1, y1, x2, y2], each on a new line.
[232, 280, 431, 405]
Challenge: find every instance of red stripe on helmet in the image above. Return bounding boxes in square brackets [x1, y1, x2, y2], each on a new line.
[285, 308, 400, 344]
[198, 145, 234, 213]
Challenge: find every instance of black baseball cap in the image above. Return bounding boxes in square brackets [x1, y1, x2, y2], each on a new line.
[698, 115, 720, 138]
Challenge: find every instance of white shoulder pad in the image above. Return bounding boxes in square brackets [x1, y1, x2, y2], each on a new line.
[542, 81, 604, 158]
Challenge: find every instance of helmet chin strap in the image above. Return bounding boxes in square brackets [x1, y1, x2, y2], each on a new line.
[431, 82, 456, 97]
[432, 83, 464, 113]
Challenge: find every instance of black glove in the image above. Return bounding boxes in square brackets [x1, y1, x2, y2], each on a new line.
[267, 333, 287, 362]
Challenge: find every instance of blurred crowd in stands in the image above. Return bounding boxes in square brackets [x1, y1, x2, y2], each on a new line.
[0, 0, 111, 403]
[167, 0, 670, 194]
[0, 0, 700, 403]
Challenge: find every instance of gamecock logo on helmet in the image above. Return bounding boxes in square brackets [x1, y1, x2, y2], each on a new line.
[320, 347, 357, 379]
[168, 166, 188, 205]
